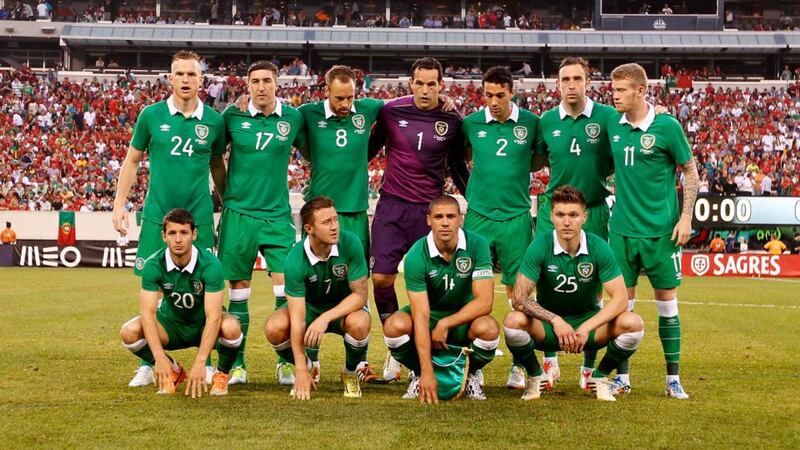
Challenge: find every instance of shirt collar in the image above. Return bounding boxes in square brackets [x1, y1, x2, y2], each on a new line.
[426, 229, 467, 259]
[324, 99, 357, 119]
[303, 236, 339, 265]
[166, 96, 204, 120]
[248, 99, 283, 117]
[484, 102, 520, 123]
[618, 103, 655, 132]
[165, 245, 199, 273]
[552, 230, 589, 256]
[559, 98, 594, 120]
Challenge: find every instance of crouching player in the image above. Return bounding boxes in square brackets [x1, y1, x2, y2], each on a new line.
[265, 197, 373, 400]
[120, 209, 242, 397]
[503, 186, 644, 401]
[383, 195, 499, 403]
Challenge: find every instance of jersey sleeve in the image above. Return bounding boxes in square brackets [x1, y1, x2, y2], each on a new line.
[211, 115, 227, 156]
[403, 243, 428, 293]
[202, 256, 225, 293]
[470, 234, 494, 280]
[291, 109, 307, 151]
[358, 97, 384, 120]
[284, 253, 306, 298]
[447, 119, 470, 195]
[140, 258, 162, 292]
[518, 238, 545, 283]
[130, 106, 151, 152]
[367, 105, 389, 160]
[595, 239, 622, 283]
[666, 116, 692, 165]
[532, 116, 548, 169]
[345, 234, 368, 281]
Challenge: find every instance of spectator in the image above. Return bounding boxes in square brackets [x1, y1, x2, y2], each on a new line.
[515, 62, 533, 77]
[725, 234, 737, 253]
[0, 222, 16, 244]
[780, 65, 793, 81]
[95, 56, 105, 68]
[709, 234, 725, 253]
[662, 3, 673, 14]
[36, 0, 50, 20]
[763, 234, 787, 255]
[791, 233, 800, 254]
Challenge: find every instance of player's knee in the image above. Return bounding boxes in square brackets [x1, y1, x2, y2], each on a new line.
[618, 312, 644, 333]
[503, 310, 529, 330]
[471, 316, 500, 341]
[220, 314, 242, 339]
[344, 310, 371, 339]
[372, 273, 395, 290]
[264, 313, 290, 344]
[119, 317, 141, 344]
[383, 312, 411, 338]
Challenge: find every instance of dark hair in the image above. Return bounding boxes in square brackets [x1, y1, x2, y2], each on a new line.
[559, 56, 590, 76]
[162, 208, 195, 232]
[551, 186, 586, 208]
[428, 195, 461, 215]
[300, 196, 336, 227]
[247, 60, 278, 78]
[482, 66, 514, 91]
[5, 222, 10, 228]
[411, 57, 444, 81]
[325, 65, 355, 86]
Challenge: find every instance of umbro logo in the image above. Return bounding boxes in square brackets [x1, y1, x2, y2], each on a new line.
[399, 120, 408, 128]
[241, 122, 252, 129]
[428, 270, 439, 277]
[547, 264, 558, 272]
[317, 121, 327, 128]
[163, 283, 173, 290]
[613, 135, 621, 142]
[160, 124, 171, 132]
[309, 275, 318, 283]
[477, 131, 487, 138]
[552, 130, 561, 137]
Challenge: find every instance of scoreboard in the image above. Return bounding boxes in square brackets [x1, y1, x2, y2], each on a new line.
[692, 197, 800, 228]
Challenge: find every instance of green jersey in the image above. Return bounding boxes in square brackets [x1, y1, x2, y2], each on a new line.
[222, 101, 303, 219]
[141, 246, 225, 324]
[296, 98, 384, 213]
[536, 99, 617, 205]
[462, 104, 538, 219]
[404, 229, 493, 314]
[284, 230, 368, 310]
[607, 105, 692, 237]
[130, 97, 226, 225]
[519, 231, 620, 317]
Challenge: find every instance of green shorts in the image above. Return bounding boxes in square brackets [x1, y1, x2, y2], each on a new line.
[135, 220, 215, 276]
[217, 208, 296, 280]
[463, 209, 532, 286]
[537, 310, 600, 352]
[399, 305, 471, 347]
[157, 311, 204, 350]
[609, 231, 682, 290]
[276, 297, 368, 336]
[536, 196, 610, 241]
[338, 211, 370, 261]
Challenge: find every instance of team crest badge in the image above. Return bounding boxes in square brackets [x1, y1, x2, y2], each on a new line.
[577, 262, 594, 279]
[690, 254, 710, 277]
[192, 280, 204, 294]
[640, 134, 656, 150]
[195, 125, 209, 140]
[277, 121, 291, 136]
[332, 264, 348, 278]
[513, 126, 528, 140]
[135, 257, 145, 271]
[435, 121, 449, 136]
[455, 257, 472, 273]
[585, 123, 601, 139]
[369, 256, 376, 270]
[352, 114, 365, 130]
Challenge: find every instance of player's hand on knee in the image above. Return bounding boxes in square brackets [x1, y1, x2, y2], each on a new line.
[292, 371, 313, 400]
[419, 371, 439, 405]
[431, 323, 449, 350]
[305, 318, 329, 348]
[552, 317, 578, 352]
[185, 363, 207, 398]
[235, 94, 250, 112]
[573, 331, 589, 354]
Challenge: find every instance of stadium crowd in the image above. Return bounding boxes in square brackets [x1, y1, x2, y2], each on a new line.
[0, 64, 798, 212]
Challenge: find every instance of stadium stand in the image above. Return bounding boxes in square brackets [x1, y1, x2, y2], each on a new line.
[1, 64, 797, 213]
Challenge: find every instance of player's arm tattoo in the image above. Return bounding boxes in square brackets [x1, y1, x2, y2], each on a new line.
[680, 157, 700, 216]
[349, 276, 368, 306]
[513, 274, 557, 323]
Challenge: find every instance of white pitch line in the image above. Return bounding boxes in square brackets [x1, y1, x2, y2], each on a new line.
[747, 277, 800, 284]
[493, 289, 798, 309]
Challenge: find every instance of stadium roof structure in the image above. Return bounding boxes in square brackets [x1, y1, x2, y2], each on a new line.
[58, 24, 800, 54]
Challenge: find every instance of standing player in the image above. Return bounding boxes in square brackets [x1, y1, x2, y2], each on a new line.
[264, 197, 372, 399]
[119, 209, 243, 397]
[369, 57, 470, 380]
[530, 56, 618, 391]
[503, 186, 644, 402]
[113, 50, 227, 387]
[217, 60, 304, 385]
[383, 195, 499, 402]
[607, 63, 699, 399]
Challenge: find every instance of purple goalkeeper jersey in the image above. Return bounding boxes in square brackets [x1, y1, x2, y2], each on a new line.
[369, 97, 469, 204]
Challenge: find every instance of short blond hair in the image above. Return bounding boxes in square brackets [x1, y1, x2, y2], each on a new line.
[611, 63, 648, 88]
[171, 50, 201, 72]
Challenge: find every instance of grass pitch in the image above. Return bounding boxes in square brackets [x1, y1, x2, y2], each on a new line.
[2, 268, 798, 448]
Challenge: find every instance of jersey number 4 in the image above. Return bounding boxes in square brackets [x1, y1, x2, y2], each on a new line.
[570, 138, 581, 156]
